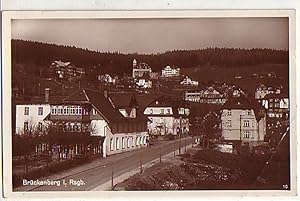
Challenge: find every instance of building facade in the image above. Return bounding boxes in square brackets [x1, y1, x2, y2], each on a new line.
[161, 66, 180, 77]
[221, 96, 267, 149]
[255, 83, 281, 100]
[144, 97, 189, 136]
[184, 86, 227, 104]
[260, 93, 289, 119]
[132, 59, 152, 79]
[180, 75, 199, 86]
[49, 89, 149, 157]
[49, 60, 85, 81]
[15, 104, 51, 135]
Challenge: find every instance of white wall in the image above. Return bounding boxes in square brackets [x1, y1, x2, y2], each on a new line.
[144, 106, 173, 115]
[105, 131, 148, 156]
[221, 109, 265, 142]
[147, 116, 175, 135]
[90, 119, 108, 137]
[15, 104, 51, 134]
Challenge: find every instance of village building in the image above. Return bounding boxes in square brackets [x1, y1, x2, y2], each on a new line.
[15, 88, 53, 135]
[221, 96, 267, 149]
[161, 65, 180, 77]
[260, 93, 289, 119]
[184, 86, 227, 104]
[132, 59, 152, 79]
[135, 74, 152, 89]
[143, 97, 190, 136]
[180, 75, 199, 87]
[48, 89, 149, 158]
[255, 83, 281, 100]
[49, 60, 85, 81]
[97, 74, 117, 85]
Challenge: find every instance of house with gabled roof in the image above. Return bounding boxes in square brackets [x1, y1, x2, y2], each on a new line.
[143, 96, 190, 136]
[221, 96, 267, 149]
[49, 88, 149, 157]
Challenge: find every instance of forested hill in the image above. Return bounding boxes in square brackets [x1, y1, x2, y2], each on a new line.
[12, 39, 288, 76]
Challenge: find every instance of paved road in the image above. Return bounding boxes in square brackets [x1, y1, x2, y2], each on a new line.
[15, 137, 193, 191]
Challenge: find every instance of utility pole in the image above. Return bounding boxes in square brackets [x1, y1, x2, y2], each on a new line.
[179, 116, 182, 155]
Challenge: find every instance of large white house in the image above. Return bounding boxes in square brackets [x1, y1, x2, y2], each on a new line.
[221, 96, 267, 148]
[15, 88, 52, 134]
[144, 97, 189, 136]
[161, 66, 180, 77]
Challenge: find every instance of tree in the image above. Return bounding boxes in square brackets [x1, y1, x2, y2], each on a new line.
[202, 112, 222, 149]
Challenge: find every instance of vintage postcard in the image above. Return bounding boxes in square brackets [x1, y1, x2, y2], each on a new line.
[1, 10, 297, 198]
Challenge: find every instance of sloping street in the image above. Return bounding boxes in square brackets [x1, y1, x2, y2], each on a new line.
[14, 137, 193, 191]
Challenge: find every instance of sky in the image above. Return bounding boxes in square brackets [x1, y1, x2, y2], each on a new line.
[11, 18, 288, 54]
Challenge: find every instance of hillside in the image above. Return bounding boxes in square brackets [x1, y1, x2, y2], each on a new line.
[12, 39, 288, 77]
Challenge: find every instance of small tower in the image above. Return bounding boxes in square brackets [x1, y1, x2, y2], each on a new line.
[133, 59, 137, 69]
[132, 59, 137, 78]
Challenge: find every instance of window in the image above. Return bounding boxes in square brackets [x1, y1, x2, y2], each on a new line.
[150, 109, 153, 114]
[244, 120, 250, 127]
[116, 138, 120, 150]
[110, 139, 114, 151]
[132, 137, 135, 148]
[51, 107, 55, 114]
[127, 138, 130, 148]
[136, 137, 139, 146]
[122, 137, 125, 149]
[70, 106, 75, 115]
[38, 107, 43, 115]
[166, 109, 171, 114]
[227, 110, 231, 116]
[243, 131, 250, 139]
[93, 108, 98, 115]
[24, 122, 28, 132]
[24, 107, 29, 115]
[160, 109, 164, 114]
[63, 107, 67, 115]
[228, 120, 232, 127]
[247, 110, 252, 115]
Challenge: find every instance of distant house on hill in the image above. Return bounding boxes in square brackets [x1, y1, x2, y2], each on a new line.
[97, 74, 117, 85]
[49, 60, 85, 81]
[184, 86, 227, 105]
[221, 96, 267, 149]
[180, 75, 199, 87]
[132, 59, 152, 79]
[161, 65, 180, 77]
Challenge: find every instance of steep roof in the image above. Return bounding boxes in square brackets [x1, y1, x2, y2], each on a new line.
[63, 89, 124, 122]
[222, 96, 265, 121]
[146, 96, 173, 108]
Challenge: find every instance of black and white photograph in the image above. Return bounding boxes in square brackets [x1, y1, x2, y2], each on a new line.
[1, 11, 297, 197]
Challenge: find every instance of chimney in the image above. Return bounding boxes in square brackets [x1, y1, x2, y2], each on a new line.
[45, 88, 50, 103]
[103, 90, 108, 98]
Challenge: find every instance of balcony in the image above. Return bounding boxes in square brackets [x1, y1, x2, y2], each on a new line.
[50, 114, 91, 122]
